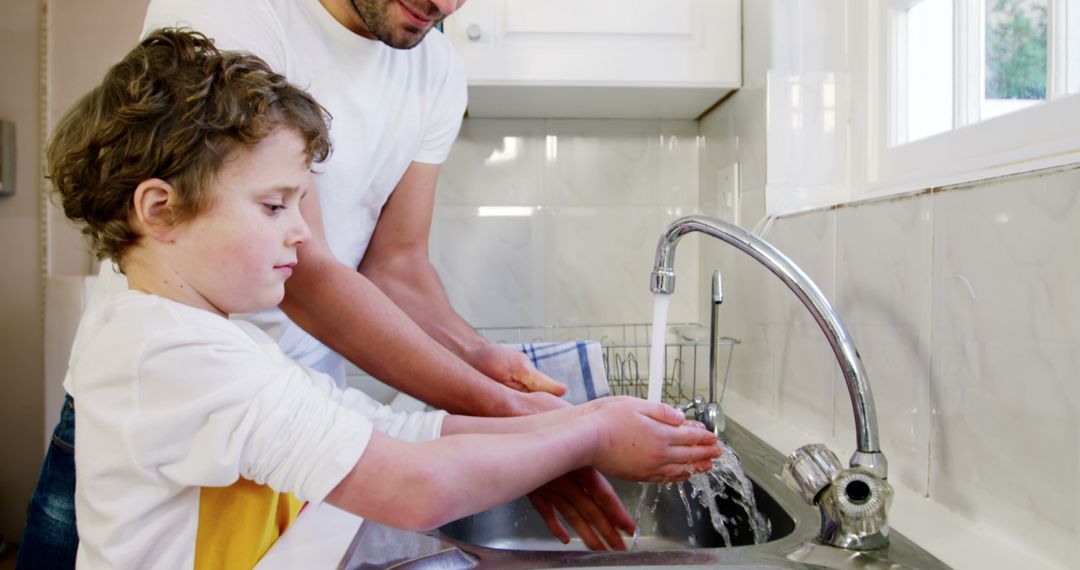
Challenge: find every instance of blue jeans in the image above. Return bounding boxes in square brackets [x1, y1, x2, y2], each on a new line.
[17, 395, 78, 570]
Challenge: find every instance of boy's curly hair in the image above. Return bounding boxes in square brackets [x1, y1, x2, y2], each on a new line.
[48, 28, 332, 262]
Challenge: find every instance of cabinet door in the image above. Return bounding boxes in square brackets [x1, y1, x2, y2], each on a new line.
[443, 0, 741, 118]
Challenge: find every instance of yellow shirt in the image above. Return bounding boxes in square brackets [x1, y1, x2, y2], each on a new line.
[195, 479, 304, 569]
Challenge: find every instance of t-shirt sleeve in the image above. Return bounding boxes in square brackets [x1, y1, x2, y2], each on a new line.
[413, 37, 468, 165]
[335, 386, 447, 443]
[128, 325, 373, 505]
[142, 0, 288, 73]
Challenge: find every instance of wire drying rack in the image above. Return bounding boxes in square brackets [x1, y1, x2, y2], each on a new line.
[477, 323, 739, 407]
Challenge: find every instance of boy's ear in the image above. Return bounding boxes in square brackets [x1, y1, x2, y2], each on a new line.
[131, 178, 181, 241]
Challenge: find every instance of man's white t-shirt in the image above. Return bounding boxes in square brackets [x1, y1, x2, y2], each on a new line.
[70, 291, 447, 568]
[85, 0, 468, 383]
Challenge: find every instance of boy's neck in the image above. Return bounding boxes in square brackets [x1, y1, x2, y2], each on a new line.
[123, 249, 226, 318]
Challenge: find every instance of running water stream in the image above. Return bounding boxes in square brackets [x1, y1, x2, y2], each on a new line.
[640, 293, 769, 549]
[646, 293, 670, 402]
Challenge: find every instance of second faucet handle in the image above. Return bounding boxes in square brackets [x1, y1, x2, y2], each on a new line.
[782, 444, 843, 504]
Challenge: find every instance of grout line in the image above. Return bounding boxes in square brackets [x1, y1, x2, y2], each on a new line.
[924, 193, 935, 497]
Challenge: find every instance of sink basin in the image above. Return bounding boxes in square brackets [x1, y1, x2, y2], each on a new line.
[439, 474, 795, 551]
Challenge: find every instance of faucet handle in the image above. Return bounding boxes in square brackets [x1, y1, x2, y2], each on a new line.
[820, 467, 893, 544]
[677, 394, 706, 415]
[782, 444, 843, 504]
[702, 401, 724, 437]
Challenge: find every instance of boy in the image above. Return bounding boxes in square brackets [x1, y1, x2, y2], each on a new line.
[48, 29, 722, 569]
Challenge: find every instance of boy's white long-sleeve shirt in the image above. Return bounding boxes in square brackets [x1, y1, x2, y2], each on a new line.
[67, 291, 447, 569]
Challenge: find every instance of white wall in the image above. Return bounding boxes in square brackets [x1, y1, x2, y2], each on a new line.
[3, 0, 175, 542]
[699, 0, 1080, 568]
[46, 0, 150, 277]
[0, 0, 44, 543]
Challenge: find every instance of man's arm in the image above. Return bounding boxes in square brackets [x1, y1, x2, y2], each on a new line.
[279, 182, 562, 417]
[359, 161, 567, 398]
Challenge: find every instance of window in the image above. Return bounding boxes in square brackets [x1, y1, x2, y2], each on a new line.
[764, 1, 1080, 214]
[892, 0, 1077, 145]
[898, 0, 955, 142]
[983, 0, 1048, 119]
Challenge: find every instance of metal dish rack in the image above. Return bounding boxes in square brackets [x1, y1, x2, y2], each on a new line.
[477, 323, 738, 407]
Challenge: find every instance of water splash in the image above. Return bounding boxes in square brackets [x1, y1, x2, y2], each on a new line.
[629, 483, 651, 552]
[676, 482, 694, 528]
[686, 441, 771, 545]
[630, 440, 771, 548]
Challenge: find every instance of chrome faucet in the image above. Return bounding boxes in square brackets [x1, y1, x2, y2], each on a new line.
[705, 269, 728, 435]
[680, 270, 729, 437]
[650, 215, 892, 550]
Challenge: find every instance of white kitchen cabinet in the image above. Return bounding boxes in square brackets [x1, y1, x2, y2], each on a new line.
[443, 0, 741, 119]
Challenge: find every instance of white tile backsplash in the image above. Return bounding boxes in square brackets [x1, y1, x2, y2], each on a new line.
[434, 118, 701, 329]
[695, 184, 778, 412]
[698, 165, 1080, 568]
[766, 210, 839, 438]
[835, 194, 934, 496]
[437, 118, 545, 207]
[659, 119, 702, 211]
[429, 205, 546, 327]
[544, 119, 663, 207]
[929, 169, 1080, 563]
[699, 79, 768, 197]
[765, 70, 851, 215]
[543, 205, 697, 326]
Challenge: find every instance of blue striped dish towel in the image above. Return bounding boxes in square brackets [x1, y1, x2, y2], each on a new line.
[509, 341, 610, 404]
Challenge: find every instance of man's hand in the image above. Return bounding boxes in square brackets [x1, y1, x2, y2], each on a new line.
[528, 468, 635, 551]
[512, 391, 572, 415]
[464, 343, 567, 397]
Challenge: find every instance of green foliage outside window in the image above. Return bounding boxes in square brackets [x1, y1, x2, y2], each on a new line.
[985, 0, 1048, 100]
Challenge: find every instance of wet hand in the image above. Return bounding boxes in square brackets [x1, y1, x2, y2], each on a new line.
[589, 399, 722, 482]
[528, 467, 635, 551]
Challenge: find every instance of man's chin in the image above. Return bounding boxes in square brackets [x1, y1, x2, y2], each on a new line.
[383, 24, 432, 49]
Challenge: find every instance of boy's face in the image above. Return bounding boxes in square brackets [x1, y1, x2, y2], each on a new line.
[171, 128, 313, 316]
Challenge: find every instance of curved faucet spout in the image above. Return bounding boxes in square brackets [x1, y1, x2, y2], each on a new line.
[651, 215, 887, 478]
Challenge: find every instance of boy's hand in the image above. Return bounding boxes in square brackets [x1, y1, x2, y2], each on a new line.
[528, 467, 635, 551]
[589, 399, 721, 482]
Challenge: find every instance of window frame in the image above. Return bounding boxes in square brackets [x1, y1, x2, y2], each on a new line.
[854, 0, 1080, 202]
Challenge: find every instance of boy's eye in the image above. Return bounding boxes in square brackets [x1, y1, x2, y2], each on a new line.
[263, 203, 286, 214]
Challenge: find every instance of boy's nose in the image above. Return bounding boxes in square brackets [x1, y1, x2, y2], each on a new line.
[287, 211, 311, 246]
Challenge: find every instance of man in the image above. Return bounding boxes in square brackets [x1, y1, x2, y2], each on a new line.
[143, 0, 568, 416]
[17, 1, 634, 567]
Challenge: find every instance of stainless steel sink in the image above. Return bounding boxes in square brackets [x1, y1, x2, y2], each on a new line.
[439, 472, 794, 551]
[339, 420, 950, 569]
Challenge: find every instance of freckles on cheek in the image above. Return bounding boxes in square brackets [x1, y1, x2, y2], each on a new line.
[219, 239, 259, 270]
